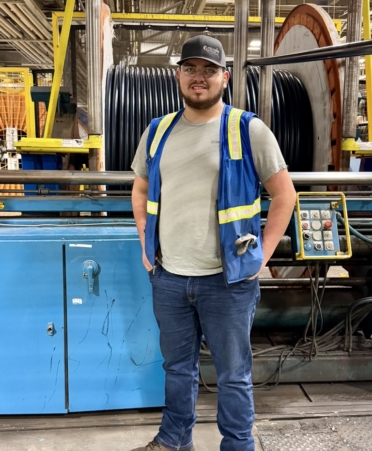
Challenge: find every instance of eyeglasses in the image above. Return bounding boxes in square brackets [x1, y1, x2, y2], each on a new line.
[180, 65, 223, 78]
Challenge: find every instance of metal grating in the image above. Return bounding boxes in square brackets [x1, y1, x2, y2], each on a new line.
[259, 431, 349, 451]
[327, 417, 372, 451]
[257, 417, 372, 451]
[303, 383, 372, 403]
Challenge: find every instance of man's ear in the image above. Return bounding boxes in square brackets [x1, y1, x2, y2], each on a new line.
[223, 70, 230, 87]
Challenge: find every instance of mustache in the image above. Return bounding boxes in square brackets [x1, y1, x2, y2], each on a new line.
[189, 82, 208, 88]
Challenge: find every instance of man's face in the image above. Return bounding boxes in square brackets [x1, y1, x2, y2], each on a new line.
[176, 58, 229, 110]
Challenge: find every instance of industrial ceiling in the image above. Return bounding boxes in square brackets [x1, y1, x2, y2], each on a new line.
[0, 0, 355, 112]
[0, 0, 351, 69]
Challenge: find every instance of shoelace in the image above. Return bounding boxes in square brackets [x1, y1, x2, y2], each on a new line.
[147, 441, 162, 450]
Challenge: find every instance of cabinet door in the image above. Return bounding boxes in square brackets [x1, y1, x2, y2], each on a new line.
[0, 242, 66, 414]
[65, 237, 165, 412]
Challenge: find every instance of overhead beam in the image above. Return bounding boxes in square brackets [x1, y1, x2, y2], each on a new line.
[154, 1, 184, 14]
[139, 30, 169, 42]
[141, 43, 168, 54]
[53, 11, 282, 26]
[0, 38, 51, 42]
[53, 11, 342, 32]
[24, 0, 52, 32]
[52, 12, 342, 33]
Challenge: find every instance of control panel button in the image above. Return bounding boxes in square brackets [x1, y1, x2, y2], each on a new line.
[313, 231, 322, 241]
[323, 231, 333, 240]
[321, 210, 331, 219]
[303, 231, 311, 240]
[300, 211, 309, 220]
[304, 243, 312, 251]
[311, 220, 321, 231]
[302, 221, 309, 229]
[311, 210, 320, 219]
[323, 220, 333, 230]
[314, 242, 323, 251]
[325, 242, 334, 251]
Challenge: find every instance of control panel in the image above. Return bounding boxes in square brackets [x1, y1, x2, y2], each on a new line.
[293, 192, 352, 261]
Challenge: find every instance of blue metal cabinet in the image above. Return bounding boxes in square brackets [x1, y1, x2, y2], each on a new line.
[0, 221, 165, 414]
[0, 240, 66, 414]
[65, 232, 165, 412]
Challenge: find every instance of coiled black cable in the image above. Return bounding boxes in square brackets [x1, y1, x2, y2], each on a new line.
[105, 62, 313, 172]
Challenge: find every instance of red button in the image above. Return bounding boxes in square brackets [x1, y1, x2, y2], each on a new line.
[302, 222, 309, 229]
[324, 220, 332, 229]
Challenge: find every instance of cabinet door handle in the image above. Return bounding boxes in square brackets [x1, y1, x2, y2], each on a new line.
[82, 260, 100, 293]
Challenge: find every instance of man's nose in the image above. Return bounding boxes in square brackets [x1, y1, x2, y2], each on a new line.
[192, 69, 207, 80]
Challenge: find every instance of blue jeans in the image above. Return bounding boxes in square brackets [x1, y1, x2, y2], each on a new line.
[149, 265, 260, 451]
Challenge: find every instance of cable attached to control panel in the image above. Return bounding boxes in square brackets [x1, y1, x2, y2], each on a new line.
[336, 211, 372, 244]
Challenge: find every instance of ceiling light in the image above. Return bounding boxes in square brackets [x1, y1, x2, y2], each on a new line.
[249, 40, 261, 47]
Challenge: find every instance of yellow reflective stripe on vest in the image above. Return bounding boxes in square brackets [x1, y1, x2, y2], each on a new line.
[147, 200, 159, 215]
[227, 108, 243, 160]
[149, 112, 178, 157]
[218, 198, 261, 224]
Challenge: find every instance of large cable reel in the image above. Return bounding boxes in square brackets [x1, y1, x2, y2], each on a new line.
[274, 3, 344, 173]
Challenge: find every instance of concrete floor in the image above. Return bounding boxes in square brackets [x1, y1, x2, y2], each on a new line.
[3, 416, 372, 451]
[2, 382, 372, 451]
[0, 422, 263, 451]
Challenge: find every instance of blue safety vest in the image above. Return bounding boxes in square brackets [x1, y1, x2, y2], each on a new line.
[145, 104, 263, 284]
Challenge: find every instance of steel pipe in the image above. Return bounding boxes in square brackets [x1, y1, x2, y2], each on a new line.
[0, 171, 372, 185]
[0, 170, 135, 185]
[247, 39, 372, 66]
[86, 0, 103, 135]
[232, 0, 249, 109]
[258, 0, 275, 127]
[289, 171, 372, 185]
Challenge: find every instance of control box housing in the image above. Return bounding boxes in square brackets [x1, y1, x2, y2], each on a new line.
[292, 192, 352, 261]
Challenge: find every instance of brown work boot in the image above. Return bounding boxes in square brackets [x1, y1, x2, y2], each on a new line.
[131, 440, 195, 451]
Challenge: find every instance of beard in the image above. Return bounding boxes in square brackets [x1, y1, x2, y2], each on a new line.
[178, 81, 225, 110]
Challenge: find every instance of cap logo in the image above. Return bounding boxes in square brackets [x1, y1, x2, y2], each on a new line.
[203, 45, 219, 57]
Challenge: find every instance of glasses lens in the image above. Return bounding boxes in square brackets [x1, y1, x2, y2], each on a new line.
[181, 66, 196, 76]
[181, 66, 221, 78]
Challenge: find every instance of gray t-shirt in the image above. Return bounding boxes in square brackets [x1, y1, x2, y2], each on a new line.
[131, 115, 287, 276]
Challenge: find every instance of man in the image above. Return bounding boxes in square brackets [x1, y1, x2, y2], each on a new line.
[131, 35, 296, 451]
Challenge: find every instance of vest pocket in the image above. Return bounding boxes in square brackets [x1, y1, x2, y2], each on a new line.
[238, 233, 263, 279]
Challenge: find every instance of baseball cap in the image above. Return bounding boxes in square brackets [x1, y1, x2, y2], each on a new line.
[177, 35, 226, 68]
